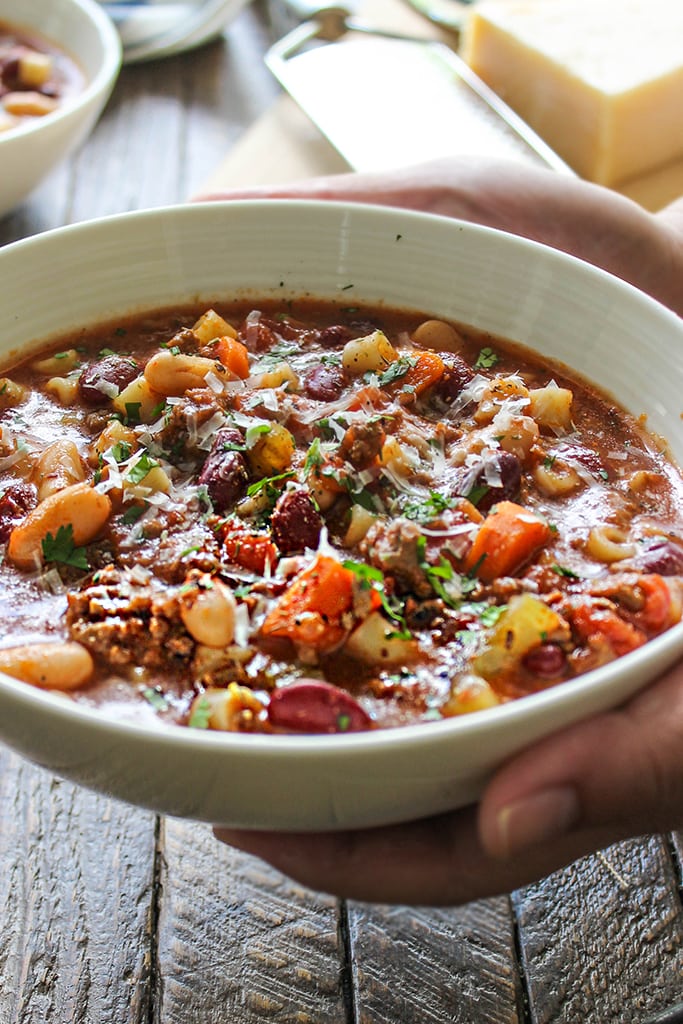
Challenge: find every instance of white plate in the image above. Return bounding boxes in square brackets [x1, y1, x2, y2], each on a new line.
[104, 0, 249, 62]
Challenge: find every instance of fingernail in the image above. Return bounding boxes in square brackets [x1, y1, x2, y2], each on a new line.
[492, 786, 580, 858]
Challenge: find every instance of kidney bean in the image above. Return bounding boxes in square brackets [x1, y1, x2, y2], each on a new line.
[268, 680, 372, 733]
[317, 324, 353, 349]
[467, 451, 522, 511]
[554, 442, 604, 477]
[348, 319, 381, 337]
[303, 364, 345, 401]
[79, 355, 140, 407]
[0, 56, 20, 92]
[0, 482, 37, 543]
[434, 353, 475, 403]
[633, 540, 683, 576]
[271, 488, 323, 554]
[523, 643, 567, 679]
[197, 427, 248, 513]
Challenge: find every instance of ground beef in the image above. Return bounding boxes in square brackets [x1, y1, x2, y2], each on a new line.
[66, 566, 194, 669]
[156, 393, 225, 464]
[361, 517, 433, 597]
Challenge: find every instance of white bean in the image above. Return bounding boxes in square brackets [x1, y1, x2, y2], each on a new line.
[7, 481, 112, 571]
[0, 641, 94, 691]
[180, 576, 237, 647]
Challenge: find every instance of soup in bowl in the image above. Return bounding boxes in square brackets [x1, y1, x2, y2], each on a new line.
[0, 200, 681, 829]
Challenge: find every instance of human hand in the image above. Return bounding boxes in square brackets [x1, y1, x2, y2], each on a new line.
[216, 658, 683, 905]
[198, 156, 683, 317]
[210, 158, 683, 904]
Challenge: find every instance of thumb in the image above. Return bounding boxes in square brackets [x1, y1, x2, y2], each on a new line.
[478, 664, 683, 860]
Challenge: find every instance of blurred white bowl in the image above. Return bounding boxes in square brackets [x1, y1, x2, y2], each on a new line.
[0, 200, 682, 829]
[0, 0, 121, 217]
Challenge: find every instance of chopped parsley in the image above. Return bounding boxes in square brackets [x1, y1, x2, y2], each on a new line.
[376, 356, 417, 388]
[551, 563, 581, 579]
[124, 401, 142, 425]
[188, 697, 212, 729]
[342, 560, 411, 639]
[402, 491, 455, 523]
[111, 440, 133, 463]
[121, 503, 147, 526]
[41, 523, 89, 570]
[127, 451, 160, 484]
[474, 347, 499, 370]
[245, 423, 271, 448]
[303, 437, 324, 475]
[142, 687, 169, 712]
[464, 483, 490, 508]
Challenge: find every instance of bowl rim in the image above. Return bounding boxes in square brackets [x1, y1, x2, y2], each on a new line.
[0, 0, 122, 143]
[0, 198, 682, 762]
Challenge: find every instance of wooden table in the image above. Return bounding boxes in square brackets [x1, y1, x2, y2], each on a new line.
[1, 3, 682, 1021]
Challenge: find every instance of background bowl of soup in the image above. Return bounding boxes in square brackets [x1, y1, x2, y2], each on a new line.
[0, 0, 121, 217]
[0, 200, 682, 830]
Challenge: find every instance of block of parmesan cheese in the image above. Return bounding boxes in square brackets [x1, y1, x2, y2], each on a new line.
[462, 0, 683, 186]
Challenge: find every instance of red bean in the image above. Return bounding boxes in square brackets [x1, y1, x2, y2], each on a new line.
[633, 540, 683, 576]
[303, 364, 345, 401]
[317, 324, 353, 349]
[434, 353, 475, 403]
[0, 482, 37, 543]
[465, 451, 522, 511]
[522, 643, 567, 679]
[270, 488, 323, 554]
[78, 355, 140, 406]
[197, 427, 248, 513]
[268, 680, 372, 733]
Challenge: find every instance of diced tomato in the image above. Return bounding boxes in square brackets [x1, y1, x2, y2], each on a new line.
[222, 526, 278, 575]
[632, 574, 675, 633]
[570, 600, 646, 658]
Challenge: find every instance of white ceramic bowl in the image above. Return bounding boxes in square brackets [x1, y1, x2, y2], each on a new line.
[1, 200, 683, 829]
[0, 0, 121, 217]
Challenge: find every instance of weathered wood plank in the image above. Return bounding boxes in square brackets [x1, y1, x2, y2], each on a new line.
[0, 748, 156, 1023]
[513, 838, 683, 1024]
[348, 897, 523, 1023]
[155, 819, 348, 1023]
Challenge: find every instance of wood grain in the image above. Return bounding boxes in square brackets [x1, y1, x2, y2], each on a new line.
[513, 838, 683, 1024]
[155, 819, 348, 1022]
[348, 897, 523, 1023]
[1, 3, 683, 1021]
[0, 748, 156, 1023]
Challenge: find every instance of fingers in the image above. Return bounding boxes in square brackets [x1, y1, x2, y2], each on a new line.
[215, 807, 621, 906]
[216, 667, 683, 905]
[479, 664, 683, 861]
[197, 156, 683, 316]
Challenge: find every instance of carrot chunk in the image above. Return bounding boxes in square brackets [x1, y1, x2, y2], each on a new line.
[214, 336, 250, 379]
[261, 554, 357, 651]
[396, 350, 445, 401]
[463, 500, 552, 582]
